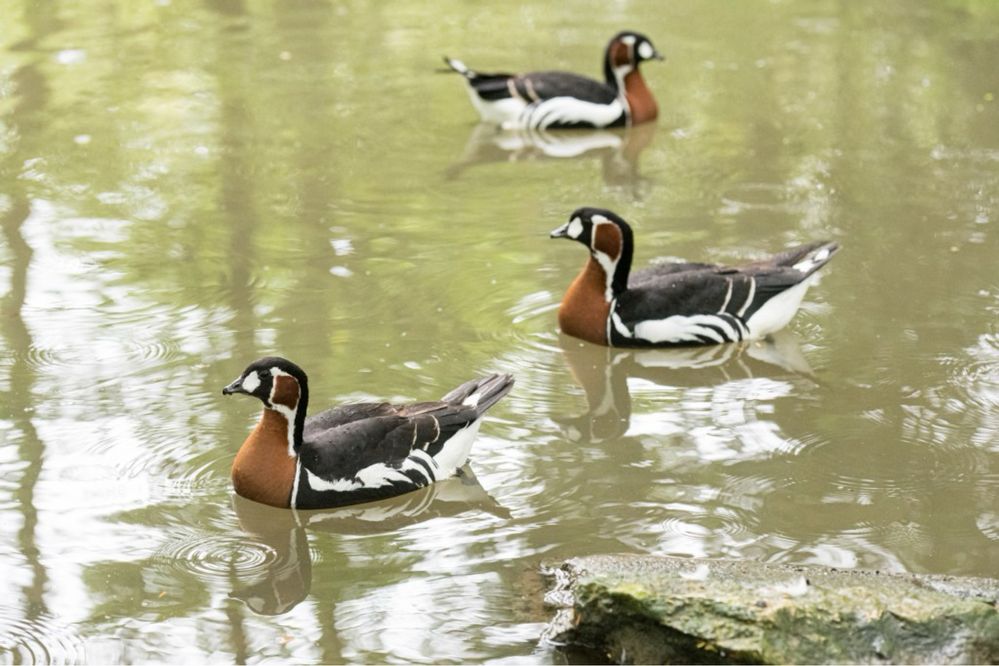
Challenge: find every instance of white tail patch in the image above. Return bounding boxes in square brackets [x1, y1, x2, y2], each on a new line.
[745, 278, 814, 338]
[432, 420, 482, 476]
[462, 391, 482, 407]
[470, 94, 529, 127]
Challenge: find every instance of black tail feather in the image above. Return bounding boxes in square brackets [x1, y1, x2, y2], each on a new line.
[771, 240, 840, 274]
[441, 373, 515, 416]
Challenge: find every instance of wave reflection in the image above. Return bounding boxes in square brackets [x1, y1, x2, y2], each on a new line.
[226, 465, 509, 616]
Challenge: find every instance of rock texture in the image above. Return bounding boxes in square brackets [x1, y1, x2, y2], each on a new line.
[543, 554, 999, 664]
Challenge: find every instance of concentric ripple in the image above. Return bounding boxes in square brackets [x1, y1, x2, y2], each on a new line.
[0, 610, 87, 665]
[943, 333, 999, 415]
[154, 530, 280, 583]
[120, 337, 183, 365]
[2, 344, 77, 371]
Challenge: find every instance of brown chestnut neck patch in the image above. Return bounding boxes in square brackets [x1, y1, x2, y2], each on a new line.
[271, 374, 300, 410]
[593, 222, 623, 262]
[609, 40, 632, 69]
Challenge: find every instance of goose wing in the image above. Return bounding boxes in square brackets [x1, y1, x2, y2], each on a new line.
[299, 401, 482, 482]
[622, 241, 840, 323]
[516, 71, 618, 105]
[453, 63, 616, 105]
[299, 411, 441, 482]
[303, 402, 395, 438]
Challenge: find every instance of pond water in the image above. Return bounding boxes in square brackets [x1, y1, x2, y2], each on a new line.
[1, 0, 998, 662]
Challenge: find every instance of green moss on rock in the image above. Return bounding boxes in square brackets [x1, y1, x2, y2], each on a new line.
[543, 555, 999, 664]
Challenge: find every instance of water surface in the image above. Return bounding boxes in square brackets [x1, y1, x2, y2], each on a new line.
[1, 0, 998, 662]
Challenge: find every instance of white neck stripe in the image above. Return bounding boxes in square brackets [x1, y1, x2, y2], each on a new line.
[268, 367, 299, 457]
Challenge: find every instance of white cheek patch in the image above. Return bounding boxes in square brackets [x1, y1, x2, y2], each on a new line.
[241, 372, 261, 393]
[567, 218, 584, 239]
[638, 41, 654, 60]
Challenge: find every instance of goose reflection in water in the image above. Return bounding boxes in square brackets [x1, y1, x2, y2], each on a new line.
[229, 466, 508, 615]
[446, 122, 655, 189]
[555, 329, 816, 445]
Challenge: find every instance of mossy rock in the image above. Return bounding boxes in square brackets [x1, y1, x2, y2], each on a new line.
[543, 554, 999, 664]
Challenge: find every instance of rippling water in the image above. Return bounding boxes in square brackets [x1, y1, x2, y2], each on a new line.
[1, 0, 998, 663]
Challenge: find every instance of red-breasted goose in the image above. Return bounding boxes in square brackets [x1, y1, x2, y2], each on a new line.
[443, 31, 663, 130]
[550, 207, 839, 347]
[222, 357, 514, 509]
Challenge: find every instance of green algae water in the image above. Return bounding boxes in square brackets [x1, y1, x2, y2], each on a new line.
[1, 0, 997, 662]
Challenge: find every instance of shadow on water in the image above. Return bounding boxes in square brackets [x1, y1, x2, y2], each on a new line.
[553, 330, 816, 445]
[446, 122, 656, 194]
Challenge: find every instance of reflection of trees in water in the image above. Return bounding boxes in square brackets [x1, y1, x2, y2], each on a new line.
[204, 0, 347, 659]
[0, 3, 56, 653]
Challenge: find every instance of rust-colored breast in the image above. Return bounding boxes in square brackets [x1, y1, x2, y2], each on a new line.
[623, 70, 658, 125]
[558, 258, 611, 346]
[231, 408, 297, 508]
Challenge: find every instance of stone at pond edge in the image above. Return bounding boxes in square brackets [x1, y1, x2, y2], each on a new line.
[542, 554, 999, 664]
